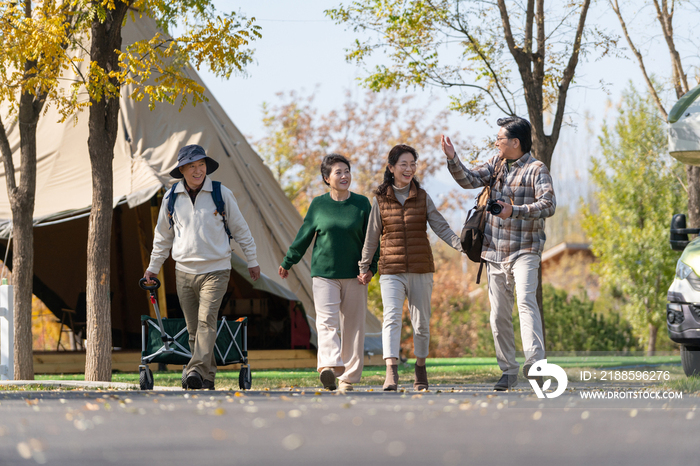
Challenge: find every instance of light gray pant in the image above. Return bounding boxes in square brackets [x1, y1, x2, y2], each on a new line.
[379, 273, 434, 360]
[176, 269, 230, 382]
[312, 277, 367, 384]
[486, 254, 544, 376]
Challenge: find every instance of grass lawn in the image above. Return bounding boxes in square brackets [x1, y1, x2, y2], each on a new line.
[33, 359, 505, 391]
[29, 355, 690, 392]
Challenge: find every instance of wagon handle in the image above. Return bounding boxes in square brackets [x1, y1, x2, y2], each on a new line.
[139, 277, 161, 291]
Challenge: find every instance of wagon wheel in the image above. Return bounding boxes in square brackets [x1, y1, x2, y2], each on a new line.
[139, 367, 154, 390]
[239, 365, 252, 390]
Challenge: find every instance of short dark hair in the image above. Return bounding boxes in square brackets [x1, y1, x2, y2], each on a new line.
[320, 154, 351, 186]
[497, 116, 532, 154]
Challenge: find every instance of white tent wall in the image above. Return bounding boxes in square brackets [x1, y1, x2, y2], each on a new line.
[0, 15, 383, 354]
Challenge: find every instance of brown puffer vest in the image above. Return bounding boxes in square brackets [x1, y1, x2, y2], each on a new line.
[376, 182, 435, 274]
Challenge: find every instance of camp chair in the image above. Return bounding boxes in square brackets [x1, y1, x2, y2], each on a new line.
[57, 292, 113, 351]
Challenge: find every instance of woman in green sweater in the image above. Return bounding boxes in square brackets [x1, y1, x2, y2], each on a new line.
[279, 154, 378, 392]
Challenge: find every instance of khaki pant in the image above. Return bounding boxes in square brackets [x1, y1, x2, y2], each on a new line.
[176, 269, 230, 381]
[379, 273, 433, 360]
[312, 277, 367, 383]
[487, 253, 544, 376]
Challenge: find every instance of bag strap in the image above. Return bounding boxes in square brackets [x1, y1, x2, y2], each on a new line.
[492, 157, 507, 191]
[474, 158, 506, 280]
[211, 181, 233, 240]
[475, 157, 507, 208]
[164, 181, 232, 240]
[165, 182, 179, 230]
[476, 260, 485, 284]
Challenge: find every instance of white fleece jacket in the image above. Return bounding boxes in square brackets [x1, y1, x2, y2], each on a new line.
[147, 177, 259, 275]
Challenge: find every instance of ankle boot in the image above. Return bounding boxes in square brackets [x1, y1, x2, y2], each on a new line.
[414, 364, 429, 391]
[383, 364, 399, 391]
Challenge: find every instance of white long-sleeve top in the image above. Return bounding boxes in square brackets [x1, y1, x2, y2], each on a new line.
[147, 177, 259, 275]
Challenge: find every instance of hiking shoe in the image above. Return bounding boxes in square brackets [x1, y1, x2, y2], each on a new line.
[493, 373, 518, 391]
[383, 364, 399, 391]
[413, 364, 429, 391]
[186, 370, 203, 390]
[320, 368, 337, 391]
[523, 363, 544, 388]
[202, 379, 215, 390]
[338, 380, 353, 392]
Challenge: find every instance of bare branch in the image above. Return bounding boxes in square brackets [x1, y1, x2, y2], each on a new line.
[534, 0, 545, 95]
[353, 9, 517, 116]
[497, 0, 527, 66]
[550, 0, 591, 145]
[0, 117, 16, 194]
[524, 0, 534, 53]
[444, 15, 516, 114]
[652, 0, 689, 97]
[609, 0, 668, 119]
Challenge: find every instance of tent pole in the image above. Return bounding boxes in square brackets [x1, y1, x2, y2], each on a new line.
[150, 190, 168, 318]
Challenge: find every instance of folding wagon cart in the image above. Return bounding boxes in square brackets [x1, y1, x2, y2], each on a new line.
[138, 278, 252, 390]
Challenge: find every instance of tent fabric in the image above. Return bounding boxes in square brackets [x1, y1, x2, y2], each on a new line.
[670, 91, 700, 166]
[0, 15, 383, 353]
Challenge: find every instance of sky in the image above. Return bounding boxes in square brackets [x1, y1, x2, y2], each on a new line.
[195, 1, 696, 212]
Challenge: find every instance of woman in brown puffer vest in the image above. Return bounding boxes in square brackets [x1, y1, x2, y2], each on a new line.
[358, 144, 462, 391]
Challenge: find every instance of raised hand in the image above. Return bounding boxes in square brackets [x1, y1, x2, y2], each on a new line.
[441, 135, 456, 160]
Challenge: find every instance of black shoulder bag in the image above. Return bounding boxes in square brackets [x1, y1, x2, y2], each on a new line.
[460, 158, 506, 284]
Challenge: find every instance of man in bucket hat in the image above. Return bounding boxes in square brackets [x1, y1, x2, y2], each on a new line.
[143, 144, 260, 390]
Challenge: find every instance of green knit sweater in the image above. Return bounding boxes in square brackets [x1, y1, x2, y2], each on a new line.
[281, 192, 379, 278]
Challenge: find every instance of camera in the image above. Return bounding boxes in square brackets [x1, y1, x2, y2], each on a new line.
[486, 198, 503, 215]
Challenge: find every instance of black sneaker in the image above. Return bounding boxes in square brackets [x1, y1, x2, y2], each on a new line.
[202, 379, 215, 390]
[186, 371, 203, 390]
[493, 373, 518, 391]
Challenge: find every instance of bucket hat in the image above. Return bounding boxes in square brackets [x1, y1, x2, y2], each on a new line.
[169, 144, 220, 179]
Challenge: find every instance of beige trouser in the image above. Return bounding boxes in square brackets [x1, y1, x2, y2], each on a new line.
[486, 253, 544, 376]
[176, 269, 230, 381]
[312, 277, 367, 383]
[379, 273, 433, 360]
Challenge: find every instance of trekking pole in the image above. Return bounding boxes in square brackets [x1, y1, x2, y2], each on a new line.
[139, 277, 171, 351]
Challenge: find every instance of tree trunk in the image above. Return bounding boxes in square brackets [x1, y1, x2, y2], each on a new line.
[84, 2, 129, 381]
[8, 202, 34, 380]
[647, 323, 658, 356]
[0, 73, 45, 380]
[686, 167, 700, 229]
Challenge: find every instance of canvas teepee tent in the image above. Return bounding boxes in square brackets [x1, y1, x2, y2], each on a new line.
[0, 15, 383, 354]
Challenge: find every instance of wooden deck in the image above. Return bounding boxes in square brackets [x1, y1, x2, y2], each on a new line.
[32, 350, 384, 374]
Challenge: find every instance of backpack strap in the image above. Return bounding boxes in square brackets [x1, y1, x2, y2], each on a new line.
[165, 182, 179, 230]
[211, 181, 233, 240]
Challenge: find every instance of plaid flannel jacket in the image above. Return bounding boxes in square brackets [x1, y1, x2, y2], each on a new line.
[447, 152, 556, 263]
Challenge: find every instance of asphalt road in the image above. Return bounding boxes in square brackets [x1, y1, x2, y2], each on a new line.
[0, 383, 697, 466]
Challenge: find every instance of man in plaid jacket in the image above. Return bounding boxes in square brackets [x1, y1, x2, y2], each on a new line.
[441, 116, 556, 391]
